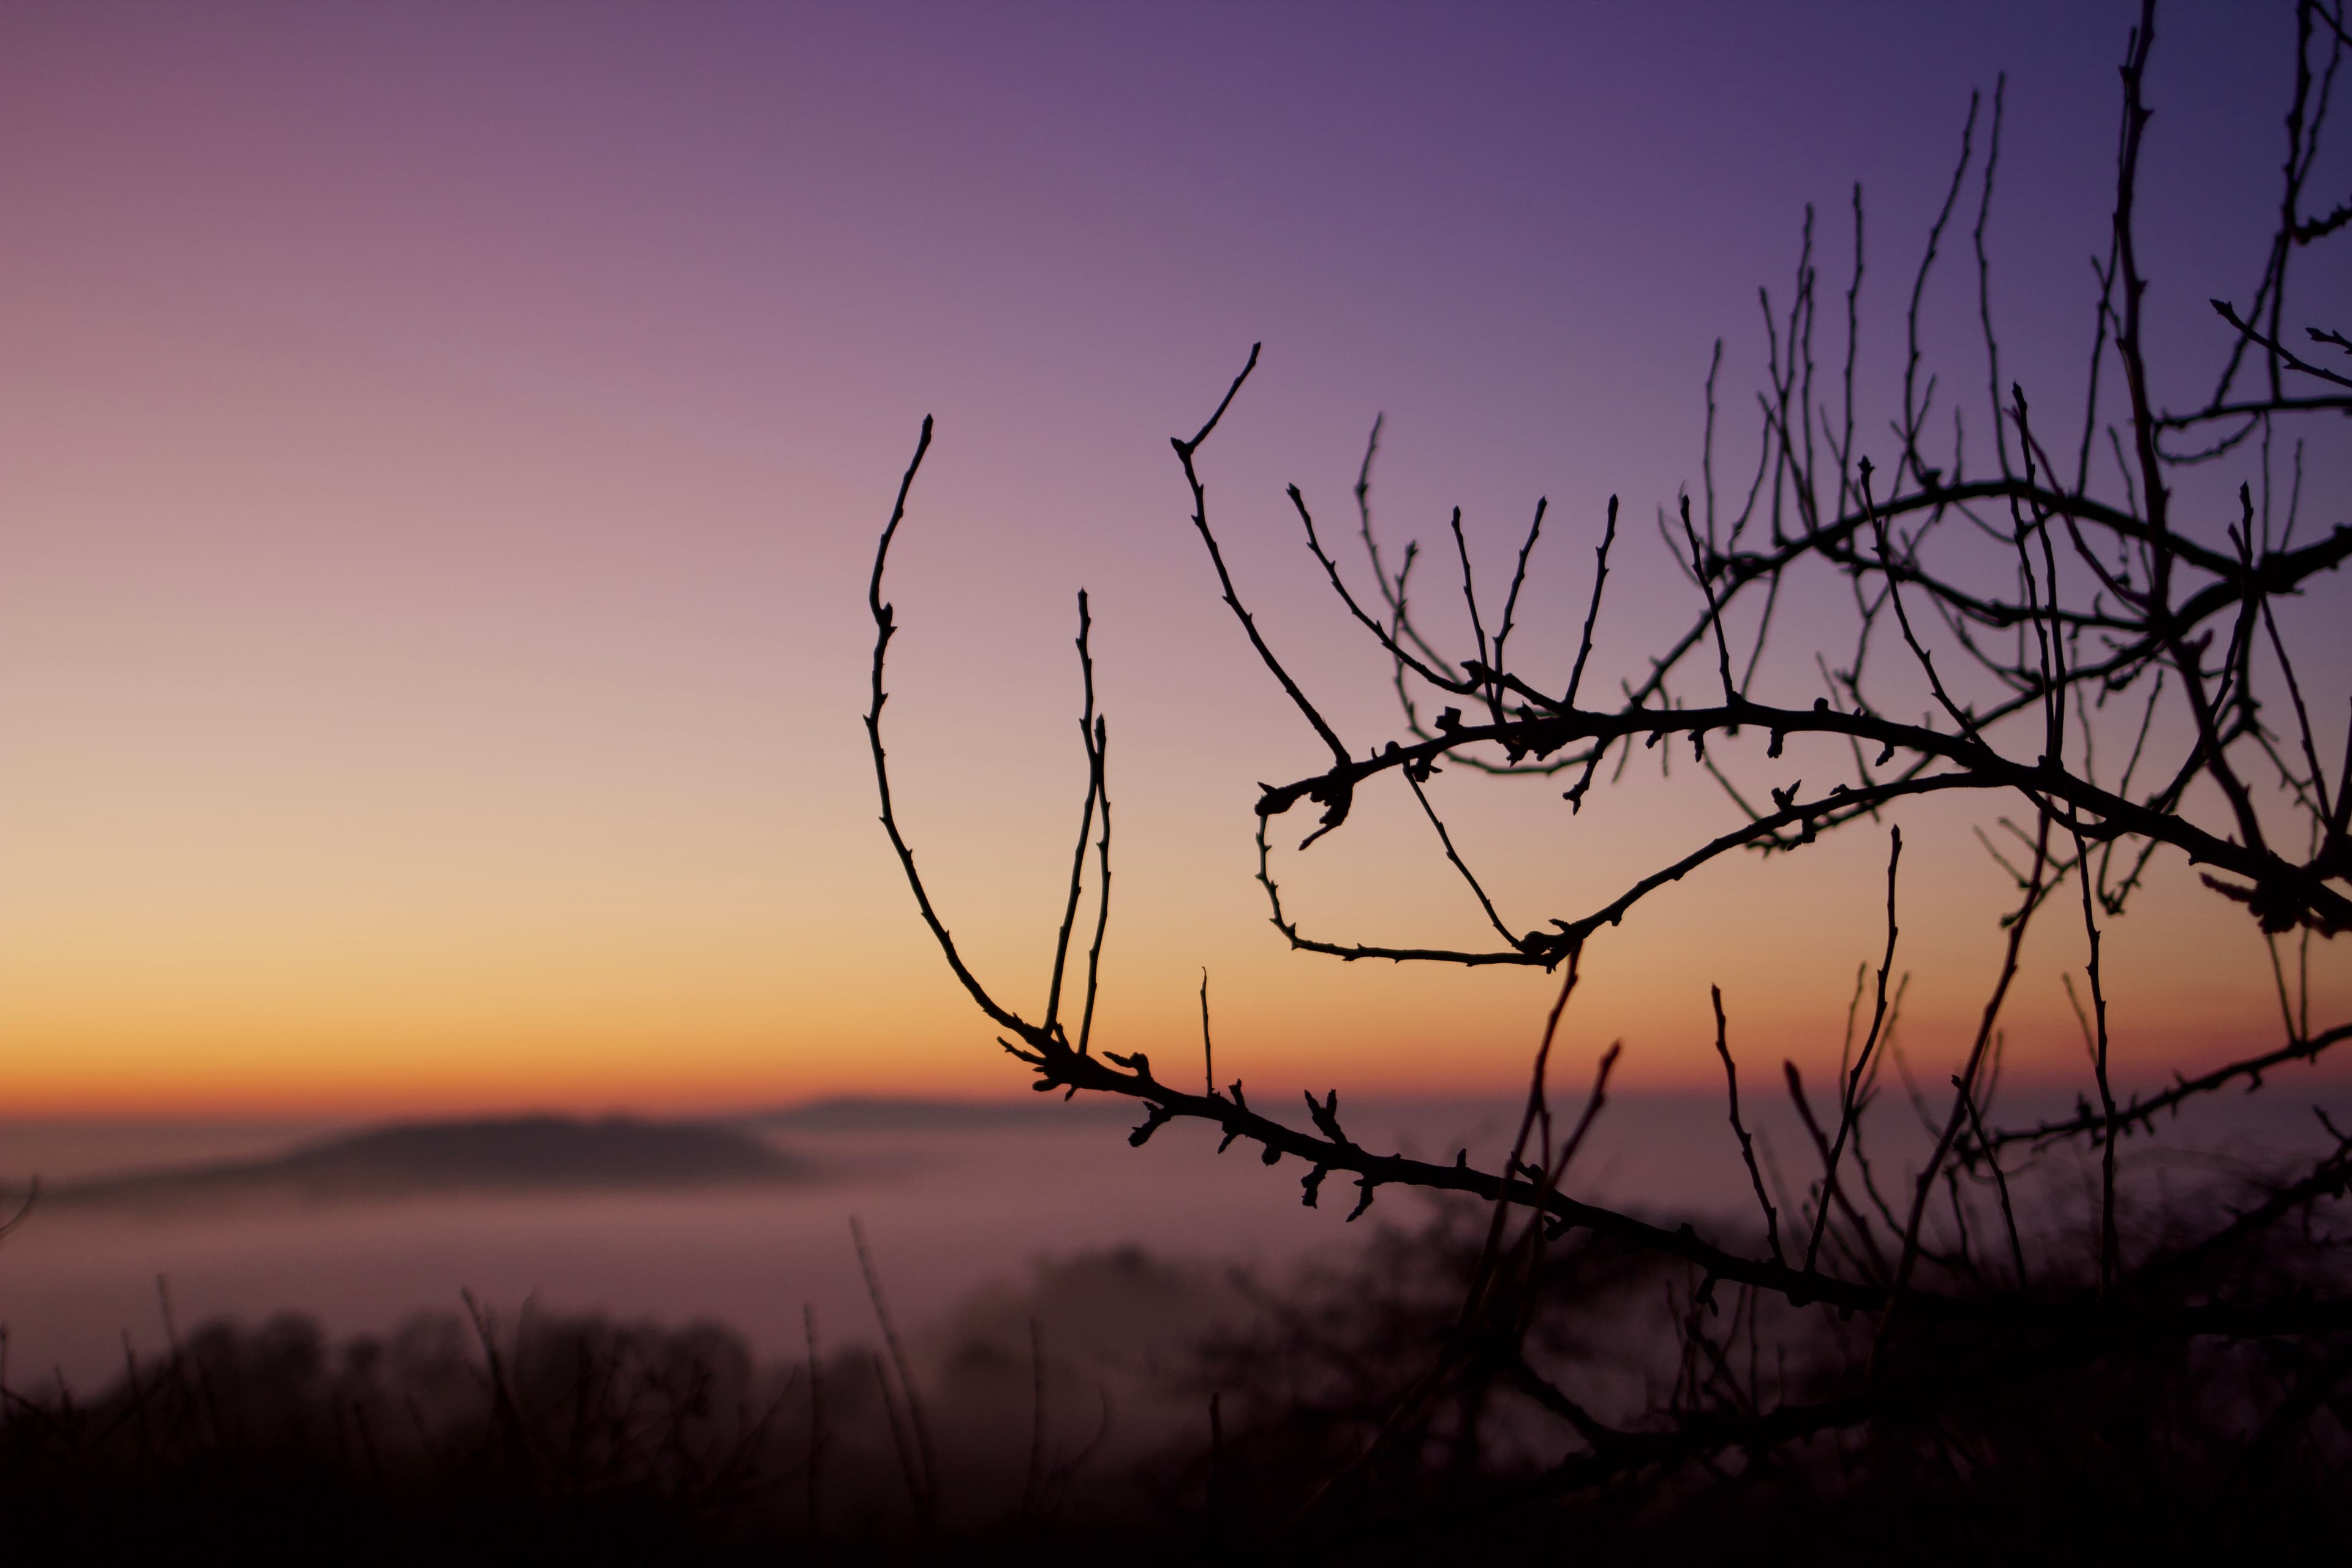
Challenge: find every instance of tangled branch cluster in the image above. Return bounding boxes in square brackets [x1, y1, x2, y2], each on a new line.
[867, 0, 2351, 1537]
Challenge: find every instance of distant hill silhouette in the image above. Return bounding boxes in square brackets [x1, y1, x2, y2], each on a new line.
[39, 1115, 810, 1207]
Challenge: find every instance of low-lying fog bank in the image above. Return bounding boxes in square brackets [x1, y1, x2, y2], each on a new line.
[1, 1088, 2335, 1396]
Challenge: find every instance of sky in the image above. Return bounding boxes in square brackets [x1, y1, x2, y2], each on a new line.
[2, 1, 2346, 1117]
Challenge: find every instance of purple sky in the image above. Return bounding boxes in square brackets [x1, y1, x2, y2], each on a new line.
[2, 2, 2343, 1112]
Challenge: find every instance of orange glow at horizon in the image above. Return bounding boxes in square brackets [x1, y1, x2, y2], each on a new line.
[2, 4, 2343, 1123]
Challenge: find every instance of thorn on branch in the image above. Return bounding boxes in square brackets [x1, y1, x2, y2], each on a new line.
[1305, 1089, 1347, 1144]
[1297, 774, 1357, 851]
[1128, 1103, 1175, 1147]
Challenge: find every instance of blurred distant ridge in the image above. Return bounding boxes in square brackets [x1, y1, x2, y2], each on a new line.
[38, 1115, 807, 1206]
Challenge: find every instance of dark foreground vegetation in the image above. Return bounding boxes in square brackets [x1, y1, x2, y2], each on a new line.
[1, 1174, 2346, 1564]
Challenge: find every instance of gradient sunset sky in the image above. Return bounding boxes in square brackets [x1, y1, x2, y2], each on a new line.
[4, 2, 2345, 1115]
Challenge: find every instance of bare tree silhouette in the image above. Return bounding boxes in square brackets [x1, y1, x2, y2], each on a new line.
[869, 0, 2351, 1544]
